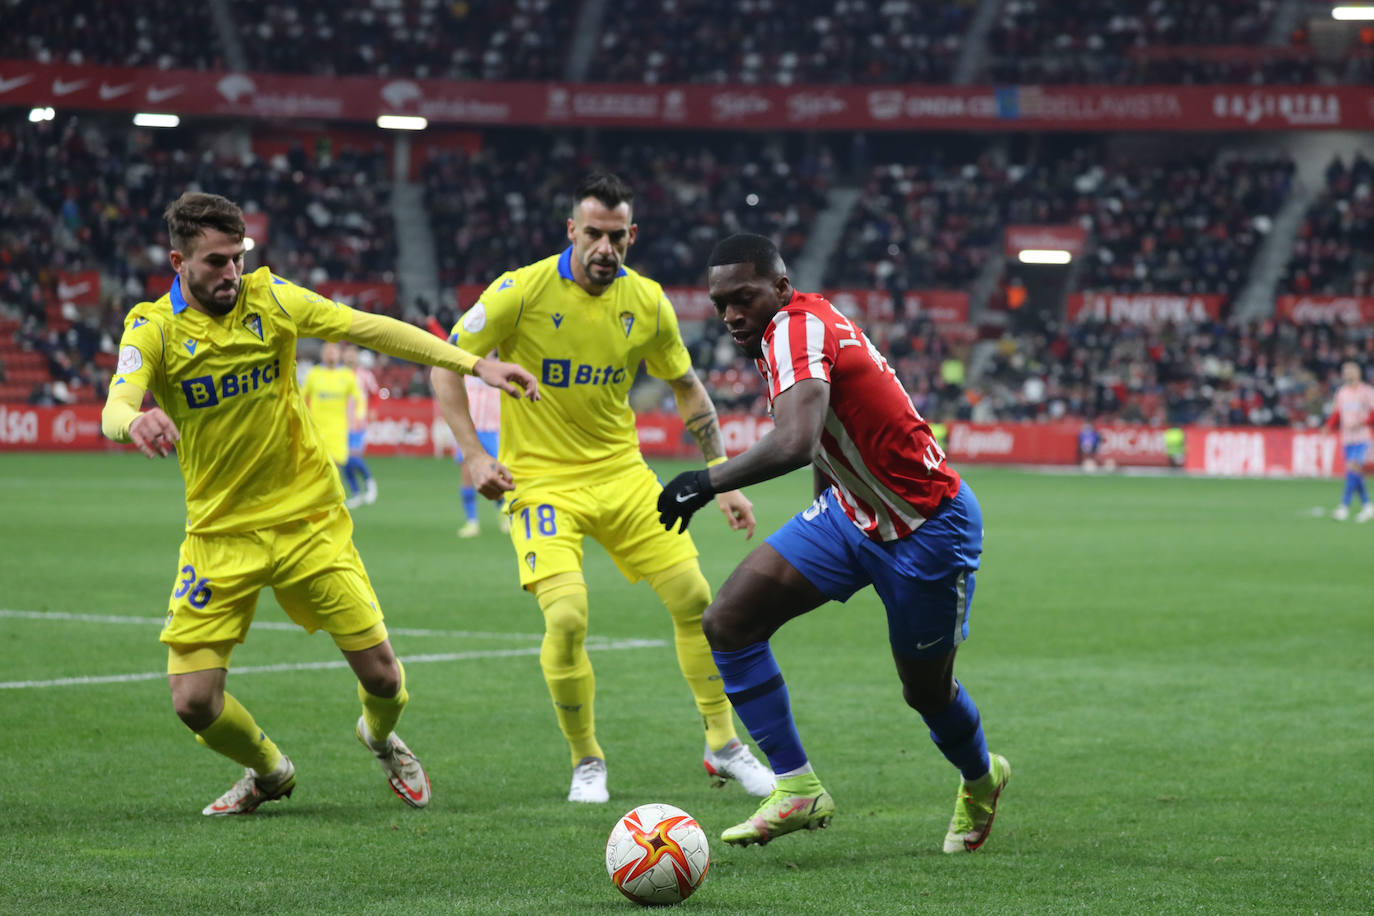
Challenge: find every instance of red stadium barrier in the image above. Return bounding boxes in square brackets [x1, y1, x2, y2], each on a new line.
[1184, 427, 1342, 478]
[0, 404, 124, 451]
[0, 402, 1340, 479]
[3, 60, 1369, 132]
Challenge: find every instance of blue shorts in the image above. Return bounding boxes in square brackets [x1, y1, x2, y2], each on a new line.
[1344, 442, 1369, 464]
[348, 430, 366, 453]
[455, 430, 500, 463]
[766, 482, 983, 659]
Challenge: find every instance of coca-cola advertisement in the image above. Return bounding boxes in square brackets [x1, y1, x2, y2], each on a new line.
[1274, 295, 1374, 324]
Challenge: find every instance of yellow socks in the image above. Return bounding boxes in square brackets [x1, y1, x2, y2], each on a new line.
[194, 692, 283, 774]
[647, 561, 737, 752]
[357, 660, 409, 749]
[536, 575, 603, 765]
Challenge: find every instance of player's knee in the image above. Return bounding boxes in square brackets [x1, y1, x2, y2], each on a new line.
[650, 564, 711, 624]
[900, 676, 957, 717]
[701, 600, 751, 651]
[171, 686, 221, 731]
[537, 583, 589, 645]
[360, 665, 401, 699]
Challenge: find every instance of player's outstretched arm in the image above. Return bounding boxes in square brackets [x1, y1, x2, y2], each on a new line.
[657, 378, 829, 533]
[665, 368, 756, 537]
[431, 366, 515, 499]
[102, 381, 180, 458]
[345, 311, 538, 399]
[471, 356, 540, 401]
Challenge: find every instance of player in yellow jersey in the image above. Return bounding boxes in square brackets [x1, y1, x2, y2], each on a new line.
[101, 191, 538, 815]
[432, 172, 774, 803]
[303, 342, 366, 507]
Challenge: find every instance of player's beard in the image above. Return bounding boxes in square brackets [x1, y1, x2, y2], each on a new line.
[584, 255, 620, 289]
[186, 269, 240, 316]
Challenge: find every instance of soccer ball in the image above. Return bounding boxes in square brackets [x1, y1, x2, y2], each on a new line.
[605, 803, 711, 906]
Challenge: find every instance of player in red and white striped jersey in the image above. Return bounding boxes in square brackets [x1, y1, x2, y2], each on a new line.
[342, 344, 379, 505]
[658, 234, 1007, 853]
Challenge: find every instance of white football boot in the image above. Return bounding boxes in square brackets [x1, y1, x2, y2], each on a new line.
[568, 756, 609, 803]
[356, 716, 431, 808]
[703, 739, 776, 797]
[202, 755, 295, 816]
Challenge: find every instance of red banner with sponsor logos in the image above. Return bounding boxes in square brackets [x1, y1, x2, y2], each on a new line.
[1004, 225, 1088, 258]
[1275, 295, 1374, 324]
[56, 270, 101, 307]
[1184, 427, 1342, 477]
[456, 284, 969, 325]
[944, 421, 1172, 467]
[1068, 292, 1226, 323]
[0, 404, 123, 451]
[0, 402, 1339, 478]
[4, 60, 1371, 131]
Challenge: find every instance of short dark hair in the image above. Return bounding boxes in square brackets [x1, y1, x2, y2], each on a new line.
[163, 192, 246, 254]
[707, 233, 785, 278]
[572, 171, 634, 214]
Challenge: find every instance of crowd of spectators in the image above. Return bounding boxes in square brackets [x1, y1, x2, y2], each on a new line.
[831, 146, 1294, 299]
[0, 111, 395, 403]
[1076, 151, 1294, 297]
[827, 152, 1008, 292]
[584, 0, 974, 85]
[232, 0, 572, 81]
[984, 0, 1282, 84]
[0, 0, 223, 70]
[423, 134, 832, 288]
[971, 316, 1370, 427]
[1284, 152, 1374, 297]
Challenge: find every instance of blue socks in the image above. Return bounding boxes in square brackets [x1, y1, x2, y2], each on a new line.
[461, 485, 478, 522]
[711, 642, 807, 774]
[922, 681, 990, 781]
[1342, 470, 1368, 507]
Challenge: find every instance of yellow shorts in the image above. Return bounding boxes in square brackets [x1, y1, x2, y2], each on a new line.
[506, 463, 699, 589]
[161, 504, 386, 668]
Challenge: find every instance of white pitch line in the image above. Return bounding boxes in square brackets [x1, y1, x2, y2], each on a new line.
[0, 639, 667, 690]
[0, 609, 556, 642]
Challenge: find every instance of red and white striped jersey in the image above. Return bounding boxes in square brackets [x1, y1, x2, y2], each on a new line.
[353, 366, 380, 413]
[464, 374, 502, 434]
[755, 291, 961, 542]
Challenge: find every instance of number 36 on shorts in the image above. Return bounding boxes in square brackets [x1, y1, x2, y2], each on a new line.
[173, 563, 214, 609]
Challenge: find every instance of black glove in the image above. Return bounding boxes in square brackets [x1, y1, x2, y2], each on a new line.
[657, 469, 715, 533]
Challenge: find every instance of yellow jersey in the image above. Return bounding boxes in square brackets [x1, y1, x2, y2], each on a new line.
[112, 267, 355, 534]
[303, 365, 363, 464]
[450, 247, 693, 484]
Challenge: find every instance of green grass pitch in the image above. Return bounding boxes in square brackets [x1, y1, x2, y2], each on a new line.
[1, 454, 1370, 914]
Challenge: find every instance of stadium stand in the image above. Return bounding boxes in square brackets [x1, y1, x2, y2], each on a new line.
[1284, 152, 1374, 297]
[231, 0, 574, 80]
[582, 0, 974, 85]
[0, 0, 223, 69]
[424, 134, 831, 288]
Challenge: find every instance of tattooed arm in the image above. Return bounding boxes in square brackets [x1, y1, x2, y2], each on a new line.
[665, 368, 756, 538]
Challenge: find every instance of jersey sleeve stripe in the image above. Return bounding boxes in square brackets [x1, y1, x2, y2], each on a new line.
[821, 414, 926, 535]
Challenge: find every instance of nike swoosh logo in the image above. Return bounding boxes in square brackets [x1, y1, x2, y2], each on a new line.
[52, 78, 87, 96]
[401, 781, 425, 801]
[146, 86, 183, 103]
[776, 799, 811, 819]
[915, 637, 944, 650]
[0, 74, 35, 94]
[675, 491, 699, 503]
[99, 82, 135, 100]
